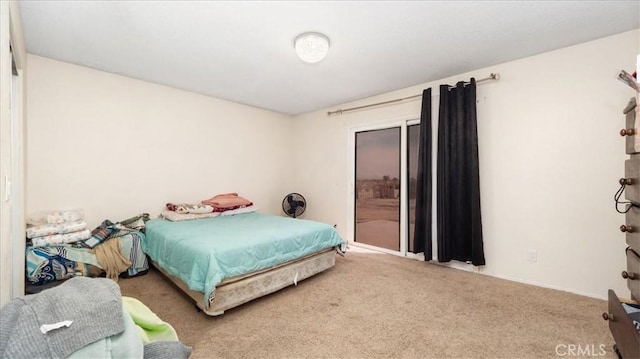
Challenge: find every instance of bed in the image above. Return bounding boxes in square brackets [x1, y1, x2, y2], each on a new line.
[143, 212, 345, 316]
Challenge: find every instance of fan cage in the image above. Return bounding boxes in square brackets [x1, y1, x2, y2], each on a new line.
[282, 193, 306, 218]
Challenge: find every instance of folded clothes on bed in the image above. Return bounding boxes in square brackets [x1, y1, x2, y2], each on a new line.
[219, 205, 258, 216]
[166, 203, 214, 214]
[161, 206, 258, 222]
[160, 210, 220, 222]
[30, 229, 92, 247]
[26, 221, 88, 239]
[201, 192, 253, 212]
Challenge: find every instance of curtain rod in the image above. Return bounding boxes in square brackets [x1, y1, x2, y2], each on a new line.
[327, 72, 500, 116]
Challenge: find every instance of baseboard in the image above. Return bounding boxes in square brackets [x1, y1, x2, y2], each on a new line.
[346, 241, 607, 300]
[474, 272, 607, 301]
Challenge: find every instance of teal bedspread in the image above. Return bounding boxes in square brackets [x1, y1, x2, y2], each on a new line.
[143, 213, 344, 308]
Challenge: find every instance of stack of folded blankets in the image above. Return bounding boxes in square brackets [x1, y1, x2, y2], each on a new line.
[201, 192, 254, 212]
[25, 211, 151, 287]
[26, 209, 91, 247]
[162, 192, 257, 221]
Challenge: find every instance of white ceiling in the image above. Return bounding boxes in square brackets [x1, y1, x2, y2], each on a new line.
[18, 1, 640, 115]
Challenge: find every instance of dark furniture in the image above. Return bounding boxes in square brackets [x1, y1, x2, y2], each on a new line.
[605, 96, 640, 359]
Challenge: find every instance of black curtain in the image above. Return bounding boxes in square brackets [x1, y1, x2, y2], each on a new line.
[412, 88, 432, 259]
[437, 79, 485, 265]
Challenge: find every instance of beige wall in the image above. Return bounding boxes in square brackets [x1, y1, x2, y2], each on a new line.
[26, 55, 293, 228]
[25, 30, 640, 300]
[292, 29, 640, 299]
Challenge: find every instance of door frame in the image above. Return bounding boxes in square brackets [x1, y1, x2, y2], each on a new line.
[1, 1, 27, 304]
[346, 113, 477, 272]
[10, 46, 25, 298]
[347, 116, 424, 260]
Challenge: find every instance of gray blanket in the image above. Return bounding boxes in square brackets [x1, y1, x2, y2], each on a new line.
[0, 277, 191, 358]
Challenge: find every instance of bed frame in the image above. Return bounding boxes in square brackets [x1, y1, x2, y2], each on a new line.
[151, 248, 337, 316]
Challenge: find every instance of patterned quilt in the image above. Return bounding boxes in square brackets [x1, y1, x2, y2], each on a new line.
[26, 232, 149, 285]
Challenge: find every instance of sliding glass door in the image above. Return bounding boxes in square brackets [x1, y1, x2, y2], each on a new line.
[351, 119, 422, 256]
[354, 127, 401, 251]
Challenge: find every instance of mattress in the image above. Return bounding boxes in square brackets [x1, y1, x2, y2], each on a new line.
[143, 212, 344, 308]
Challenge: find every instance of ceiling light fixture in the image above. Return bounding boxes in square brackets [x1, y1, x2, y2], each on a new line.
[294, 32, 330, 64]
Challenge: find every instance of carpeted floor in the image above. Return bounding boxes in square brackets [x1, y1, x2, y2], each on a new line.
[119, 251, 615, 358]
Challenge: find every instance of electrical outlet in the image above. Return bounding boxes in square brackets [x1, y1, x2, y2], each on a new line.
[527, 249, 537, 262]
